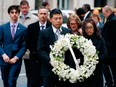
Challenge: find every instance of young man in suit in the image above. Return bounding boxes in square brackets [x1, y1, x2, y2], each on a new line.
[26, 7, 51, 87]
[0, 5, 26, 87]
[37, 8, 72, 87]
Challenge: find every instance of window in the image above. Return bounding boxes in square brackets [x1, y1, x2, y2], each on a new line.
[94, 0, 107, 7]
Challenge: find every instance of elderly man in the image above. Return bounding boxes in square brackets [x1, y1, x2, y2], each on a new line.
[102, 5, 116, 87]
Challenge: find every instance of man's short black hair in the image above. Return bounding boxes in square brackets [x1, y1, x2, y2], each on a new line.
[76, 8, 85, 15]
[8, 5, 20, 14]
[50, 8, 62, 18]
[83, 4, 91, 11]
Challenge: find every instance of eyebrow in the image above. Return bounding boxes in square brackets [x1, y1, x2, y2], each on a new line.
[10, 11, 18, 13]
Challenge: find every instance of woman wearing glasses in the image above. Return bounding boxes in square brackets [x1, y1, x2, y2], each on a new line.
[81, 18, 107, 87]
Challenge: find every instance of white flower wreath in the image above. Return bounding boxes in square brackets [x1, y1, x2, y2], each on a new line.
[50, 34, 99, 83]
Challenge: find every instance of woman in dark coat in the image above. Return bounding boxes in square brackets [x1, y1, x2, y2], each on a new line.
[81, 18, 107, 87]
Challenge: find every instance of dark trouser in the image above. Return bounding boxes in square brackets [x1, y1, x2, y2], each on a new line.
[109, 59, 116, 87]
[24, 59, 31, 87]
[0, 61, 22, 87]
[29, 58, 42, 87]
[43, 72, 61, 87]
[43, 72, 78, 87]
[102, 64, 113, 87]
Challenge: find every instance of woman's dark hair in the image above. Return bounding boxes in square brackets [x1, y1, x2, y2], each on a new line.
[82, 18, 101, 38]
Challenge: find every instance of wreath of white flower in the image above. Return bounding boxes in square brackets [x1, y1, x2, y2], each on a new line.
[50, 34, 99, 83]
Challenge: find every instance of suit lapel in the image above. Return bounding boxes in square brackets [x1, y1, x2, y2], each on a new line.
[48, 26, 56, 44]
[14, 23, 21, 40]
[61, 27, 67, 35]
[36, 21, 40, 31]
[46, 21, 51, 28]
[6, 22, 12, 40]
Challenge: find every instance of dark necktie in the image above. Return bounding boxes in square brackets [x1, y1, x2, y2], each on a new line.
[41, 26, 44, 30]
[11, 25, 15, 39]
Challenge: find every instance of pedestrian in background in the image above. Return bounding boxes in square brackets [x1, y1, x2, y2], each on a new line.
[90, 14, 104, 33]
[102, 5, 116, 87]
[0, 5, 26, 87]
[42, 1, 51, 12]
[18, 1, 38, 87]
[75, 8, 85, 21]
[19, 0, 38, 27]
[26, 6, 51, 87]
[82, 4, 92, 20]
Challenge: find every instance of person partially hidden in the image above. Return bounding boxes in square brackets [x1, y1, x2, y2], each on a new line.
[65, 48, 84, 69]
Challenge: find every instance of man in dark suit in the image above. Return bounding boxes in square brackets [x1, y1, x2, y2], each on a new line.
[37, 8, 72, 87]
[0, 5, 26, 87]
[102, 5, 116, 87]
[26, 7, 51, 87]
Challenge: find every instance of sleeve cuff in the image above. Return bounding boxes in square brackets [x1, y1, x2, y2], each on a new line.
[14, 56, 19, 59]
[2, 54, 7, 57]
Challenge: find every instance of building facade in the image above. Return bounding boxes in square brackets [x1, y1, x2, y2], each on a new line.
[0, 0, 116, 24]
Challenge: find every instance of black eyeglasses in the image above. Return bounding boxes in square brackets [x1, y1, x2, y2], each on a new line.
[85, 26, 94, 30]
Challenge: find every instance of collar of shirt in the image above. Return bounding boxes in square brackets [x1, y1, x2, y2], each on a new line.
[10, 21, 18, 28]
[84, 11, 90, 20]
[19, 12, 31, 20]
[39, 22, 47, 29]
[52, 25, 62, 33]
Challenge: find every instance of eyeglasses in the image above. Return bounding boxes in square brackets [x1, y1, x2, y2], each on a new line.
[85, 26, 94, 30]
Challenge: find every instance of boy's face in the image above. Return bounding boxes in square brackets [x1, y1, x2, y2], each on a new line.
[9, 9, 19, 21]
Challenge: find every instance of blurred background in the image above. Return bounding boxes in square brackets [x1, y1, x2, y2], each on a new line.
[0, 0, 116, 24]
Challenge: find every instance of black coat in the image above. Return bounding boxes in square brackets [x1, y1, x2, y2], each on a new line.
[102, 13, 116, 58]
[26, 21, 51, 57]
[37, 26, 72, 77]
[81, 37, 107, 87]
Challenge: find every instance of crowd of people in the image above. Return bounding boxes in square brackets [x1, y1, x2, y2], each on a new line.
[0, 0, 116, 87]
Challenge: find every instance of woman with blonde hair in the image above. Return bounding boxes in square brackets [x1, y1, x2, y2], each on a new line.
[67, 14, 82, 35]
